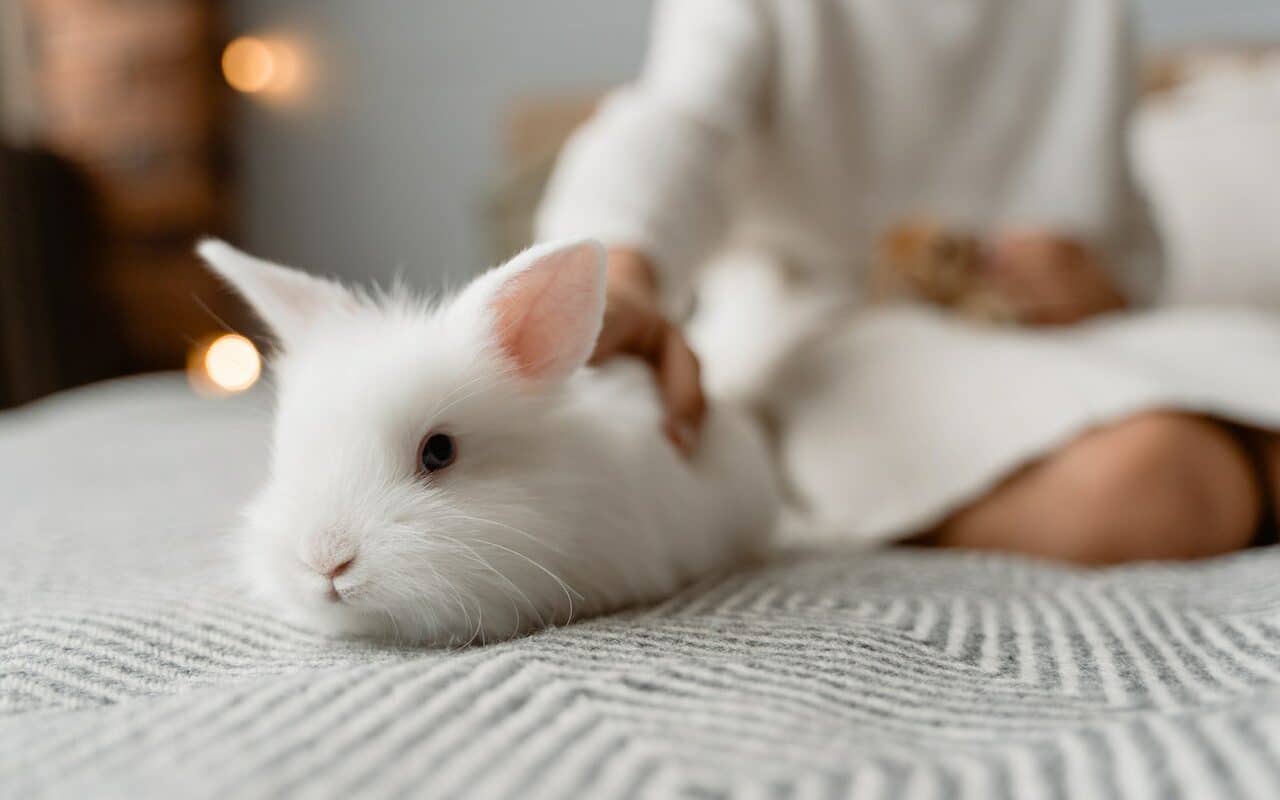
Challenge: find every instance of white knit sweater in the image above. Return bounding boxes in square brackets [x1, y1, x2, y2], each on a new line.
[537, 0, 1162, 308]
[530, 1, 1280, 545]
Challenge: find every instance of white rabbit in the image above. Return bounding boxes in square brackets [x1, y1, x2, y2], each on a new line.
[197, 238, 778, 645]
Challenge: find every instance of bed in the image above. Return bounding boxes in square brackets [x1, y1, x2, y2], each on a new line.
[5, 373, 1280, 798]
[7, 48, 1280, 800]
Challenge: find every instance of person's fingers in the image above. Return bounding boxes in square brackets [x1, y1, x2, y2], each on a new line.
[655, 327, 707, 454]
[589, 291, 661, 364]
[589, 302, 629, 362]
[986, 235, 1071, 323]
[986, 233, 1126, 326]
[985, 249, 1044, 311]
[583, 293, 706, 454]
[992, 233, 1063, 270]
[987, 238, 1033, 291]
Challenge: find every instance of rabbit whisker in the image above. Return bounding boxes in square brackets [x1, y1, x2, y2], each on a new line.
[431, 532, 537, 630]
[470, 538, 582, 623]
[433, 513, 572, 561]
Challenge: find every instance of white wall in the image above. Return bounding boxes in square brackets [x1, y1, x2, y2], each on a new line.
[1136, 0, 1280, 45]
[229, 1, 654, 287]
[228, 0, 1279, 287]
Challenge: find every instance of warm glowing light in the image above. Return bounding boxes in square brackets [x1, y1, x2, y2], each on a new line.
[222, 36, 303, 96]
[202, 334, 261, 393]
[269, 44, 301, 92]
[222, 37, 276, 93]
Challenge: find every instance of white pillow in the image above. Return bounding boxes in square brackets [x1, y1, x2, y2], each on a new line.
[1133, 58, 1280, 307]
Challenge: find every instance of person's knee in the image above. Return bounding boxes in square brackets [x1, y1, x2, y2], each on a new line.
[1065, 412, 1258, 563]
[930, 412, 1259, 564]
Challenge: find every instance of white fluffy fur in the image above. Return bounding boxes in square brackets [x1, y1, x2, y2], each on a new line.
[197, 238, 778, 645]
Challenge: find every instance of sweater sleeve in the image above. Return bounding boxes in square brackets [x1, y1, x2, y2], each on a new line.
[1110, 167, 1164, 307]
[1103, 2, 1165, 306]
[534, 0, 772, 312]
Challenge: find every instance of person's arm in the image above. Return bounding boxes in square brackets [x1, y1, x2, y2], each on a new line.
[985, 0, 1163, 324]
[538, 1, 771, 309]
[1098, 0, 1165, 309]
[535, 0, 772, 446]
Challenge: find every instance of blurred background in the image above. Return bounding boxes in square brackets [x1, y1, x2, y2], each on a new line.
[1, 0, 1278, 408]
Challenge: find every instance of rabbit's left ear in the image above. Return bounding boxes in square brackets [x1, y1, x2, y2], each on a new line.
[197, 238, 357, 344]
[471, 239, 607, 384]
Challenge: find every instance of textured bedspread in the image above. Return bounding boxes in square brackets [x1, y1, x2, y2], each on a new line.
[5, 375, 1280, 799]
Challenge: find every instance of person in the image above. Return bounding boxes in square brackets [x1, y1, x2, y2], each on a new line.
[536, 0, 1280, 565]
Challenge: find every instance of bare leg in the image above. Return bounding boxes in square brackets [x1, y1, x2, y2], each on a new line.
[926, 411, 1260, 565]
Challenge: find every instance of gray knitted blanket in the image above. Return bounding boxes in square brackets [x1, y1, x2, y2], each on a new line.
[5, 376, 1280, 799]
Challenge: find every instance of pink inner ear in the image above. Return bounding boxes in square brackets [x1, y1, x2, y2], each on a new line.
[491, 242, 605, 383]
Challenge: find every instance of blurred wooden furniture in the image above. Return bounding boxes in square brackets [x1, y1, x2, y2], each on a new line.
[3, 0, 243, 404]
[487, 94, 598, 263]
[0, 145, 122, 407]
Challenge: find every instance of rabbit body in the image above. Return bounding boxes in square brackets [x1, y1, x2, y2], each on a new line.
[199, 238, 777, 645]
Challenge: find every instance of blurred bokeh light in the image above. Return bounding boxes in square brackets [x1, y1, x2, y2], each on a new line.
[221, 36, 300, 96]
[188, 334, 261, 395]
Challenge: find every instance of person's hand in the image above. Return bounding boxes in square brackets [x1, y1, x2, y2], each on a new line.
[591, 248, 706, 455]
[986, 232, 1128, 325]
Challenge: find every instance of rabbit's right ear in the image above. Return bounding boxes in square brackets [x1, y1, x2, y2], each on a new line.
[197, 239, 357, 344]
[463, 239, 607, 386]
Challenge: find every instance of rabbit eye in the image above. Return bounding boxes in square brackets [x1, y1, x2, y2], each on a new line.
[419, 432, 456, 474]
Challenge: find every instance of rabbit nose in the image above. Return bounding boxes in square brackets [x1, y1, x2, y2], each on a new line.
[323, 557, 354, 580]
